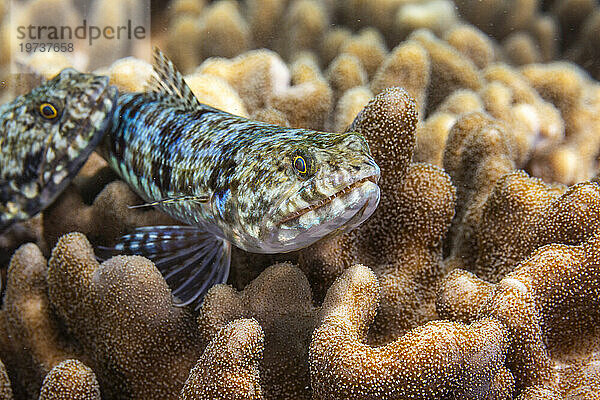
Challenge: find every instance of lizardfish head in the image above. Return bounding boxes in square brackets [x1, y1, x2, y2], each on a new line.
[222, 129, 380, 253]
[0, 68, 117, 231]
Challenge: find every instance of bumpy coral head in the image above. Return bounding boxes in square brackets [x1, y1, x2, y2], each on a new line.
[218, 129, 380, 253]
[0, 68, 117, 231]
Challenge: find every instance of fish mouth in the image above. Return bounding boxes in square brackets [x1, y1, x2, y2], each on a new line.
[278, 174, 379, 225]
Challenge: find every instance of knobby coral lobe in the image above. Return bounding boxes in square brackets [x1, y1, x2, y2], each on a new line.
[301, 88, 457, 344]
[0, 243, 77, 399]
[438, 235, 600, 393]
[181, 318, 264, 400]
[38, 359, 100, 400]
[470, 170, 600, 282]
[310, 265, 512, 400]
[198, 263, 317, 399]
[47, 233, 202, 400]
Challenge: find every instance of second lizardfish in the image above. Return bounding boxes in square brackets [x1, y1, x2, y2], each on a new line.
[0, 69, 117, 232]
[97, 49, 381, 308]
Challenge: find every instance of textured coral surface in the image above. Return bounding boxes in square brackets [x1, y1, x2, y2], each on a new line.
[1, 0, 600, 399]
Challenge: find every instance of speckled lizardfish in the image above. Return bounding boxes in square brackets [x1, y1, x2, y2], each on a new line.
[97, 49, 381, 307]
[0, 69, 117, 232]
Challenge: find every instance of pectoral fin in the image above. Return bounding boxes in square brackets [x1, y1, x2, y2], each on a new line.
[127, 195, 209, 209]
[96, 225, 230, 308]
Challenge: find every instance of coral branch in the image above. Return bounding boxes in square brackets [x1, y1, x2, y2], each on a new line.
[310, 265, 512, 399]
[47, 233, 202, 400]
[181, 319, 264, 400]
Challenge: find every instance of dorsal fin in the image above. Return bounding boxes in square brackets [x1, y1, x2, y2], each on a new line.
[146, 47, 200, 110]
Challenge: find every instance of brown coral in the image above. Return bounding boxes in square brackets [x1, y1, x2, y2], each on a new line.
[370, 40, 430, 117]
[325, 54, 367, 102]
[268, 71, 332, 130]
[520, 62, 600, 184]
[0, 243, 78, 399]
[319, 27, 352, 67]
[0, 359, 13, 400]
[454, 0, 538, 40]
[246, 0, 286, 49]
[395, 0, 458, 40]
[198, 263, 317, 399]
[165, 14, 202, 73]
[278, 0, 328, 60]
[502, 33, 542, 66]
[0, 215, 44, 270]
[437, 234, 600, 393]
[442, 112, 521, 270]
[167, 0, 205, 19]
[310, 265, 513, 399]
[413, 111, 459, 166]
[557, 354, 600, 399]
[197, 49, 290, 115]
[38, 359, 100, 400]
[444, 24, 496, 70]
[184, 72, 248, 117]
[180, 319, 264, 400]
[338, 28, 388, 81]
[481, 64, 564, 158]
[331, 86, 372, 133]
[105, 57, 153, 93]
[529, 15, 559, 63]
[552, 0, 596, 49]
[462, 170, 600, 282]
[336, 0, 400, 43]
[410, 29, 484, 115]
[197, 0, 250, 59]
[566, 8, 600, 81]
[47, 232, 202, 400]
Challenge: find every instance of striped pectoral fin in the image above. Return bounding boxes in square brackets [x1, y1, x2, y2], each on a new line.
[96, 225, 231, 308]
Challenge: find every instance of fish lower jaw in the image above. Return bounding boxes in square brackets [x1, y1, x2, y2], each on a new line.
[254, 180, 380, 253]
[278, 174, 379, 225]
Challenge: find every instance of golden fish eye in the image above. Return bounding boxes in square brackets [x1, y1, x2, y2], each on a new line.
[293, 155, 307, 175]
[39, 103, 59, 119]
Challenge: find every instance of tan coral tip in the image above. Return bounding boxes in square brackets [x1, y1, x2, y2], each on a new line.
[180, 318, 264, 400]
[0, 359, 13, 400]
[38, 359, 100, 400]
[348, 87, 418, 192]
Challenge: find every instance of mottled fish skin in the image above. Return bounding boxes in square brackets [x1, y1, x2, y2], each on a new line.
[102, 52, 380, 254]
[0, 69, 118, 232]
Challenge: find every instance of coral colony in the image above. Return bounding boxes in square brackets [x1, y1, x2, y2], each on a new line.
[1, 0, 600, 399]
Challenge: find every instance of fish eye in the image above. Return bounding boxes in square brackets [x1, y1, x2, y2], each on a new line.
[39, 103, 59, 119]
[292, 150, 314, 179]
[294, 155, 307, 175]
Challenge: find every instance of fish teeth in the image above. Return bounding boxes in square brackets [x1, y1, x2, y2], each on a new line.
[67, 146, 79, 160]
[22, 182, 39, 199]
[52, 169, 69, 185]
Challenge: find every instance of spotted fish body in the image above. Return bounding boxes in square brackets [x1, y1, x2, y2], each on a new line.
[99, 49, 380, 306]
[0, 69, 118, 232]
